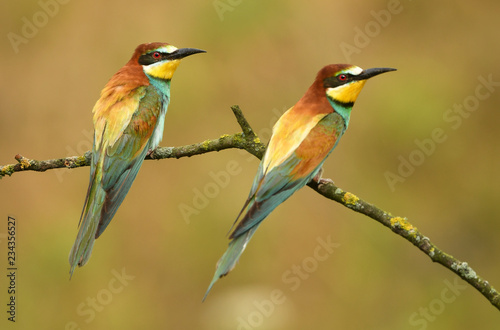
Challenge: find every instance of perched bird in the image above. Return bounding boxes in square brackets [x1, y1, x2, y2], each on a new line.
[69, 42, 205, 277]
[204, 64, 396, 299]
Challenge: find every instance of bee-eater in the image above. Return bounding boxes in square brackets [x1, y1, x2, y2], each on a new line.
[69, 42, 205, 277]
[204, 64, 396, 299]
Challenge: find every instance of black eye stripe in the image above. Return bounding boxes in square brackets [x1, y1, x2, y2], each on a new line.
[323, 74, 354, 88]
[138, 52, 168, 65]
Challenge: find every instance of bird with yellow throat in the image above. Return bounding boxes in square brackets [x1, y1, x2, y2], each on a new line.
[204, 64, 396, 299]
[69, 42, 205, 277]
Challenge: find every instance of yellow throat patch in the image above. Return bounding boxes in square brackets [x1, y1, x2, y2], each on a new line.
[326, 80, 367, 104]
[143, 59, 181, 80]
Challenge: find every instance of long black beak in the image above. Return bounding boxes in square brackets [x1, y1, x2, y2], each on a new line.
[167, 48, 206, 60]
[356, 67, 397, 80]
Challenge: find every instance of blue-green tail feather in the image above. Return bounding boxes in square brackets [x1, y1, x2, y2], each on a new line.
[203, 151, 327, 299]
[69, 181, 106, 277]
[69, 139, 149, 277]
[203, 226, 258, 301]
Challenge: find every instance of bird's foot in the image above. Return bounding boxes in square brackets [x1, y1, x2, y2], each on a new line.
[318, 177, 335, 185]
[312, 167, 325, 183]
[312, 167, 334, 185]
[147, 148, 156, 158]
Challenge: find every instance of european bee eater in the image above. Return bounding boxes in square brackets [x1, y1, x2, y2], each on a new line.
[69, 42, 205, 277]
[204, 64, 396, 299]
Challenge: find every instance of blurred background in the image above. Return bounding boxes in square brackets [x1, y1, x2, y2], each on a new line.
[1, 0, 500, 329]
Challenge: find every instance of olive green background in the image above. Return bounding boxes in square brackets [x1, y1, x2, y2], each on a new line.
[1, 0, 500, 329]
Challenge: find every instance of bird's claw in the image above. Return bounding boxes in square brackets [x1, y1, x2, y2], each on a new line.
[311, 167, 335, 185]
[147, 148, 156, 158]
[312, 167, 324, 183]
[318, 178, 335, 185]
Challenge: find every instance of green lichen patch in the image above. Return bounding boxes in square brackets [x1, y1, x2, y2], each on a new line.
[0, 165, 15, 177]
[77, 155, 88, 165]
[19, 157, 31, 169]
[451, 261, 477, 280]
[201, 140, 211, 150]
[232, 134, 245, 144]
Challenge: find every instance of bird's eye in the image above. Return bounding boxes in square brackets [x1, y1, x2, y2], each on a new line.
[152, 52, 161, 59]
[338, 74, 347, 81]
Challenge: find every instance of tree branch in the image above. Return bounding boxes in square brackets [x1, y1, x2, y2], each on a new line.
[307, 179, 500, 310]
[1, 105, 498, 310]
[0, 106, 265, 177]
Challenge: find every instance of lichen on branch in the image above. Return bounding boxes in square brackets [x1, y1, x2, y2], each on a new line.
[1, 105, 498, 310]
